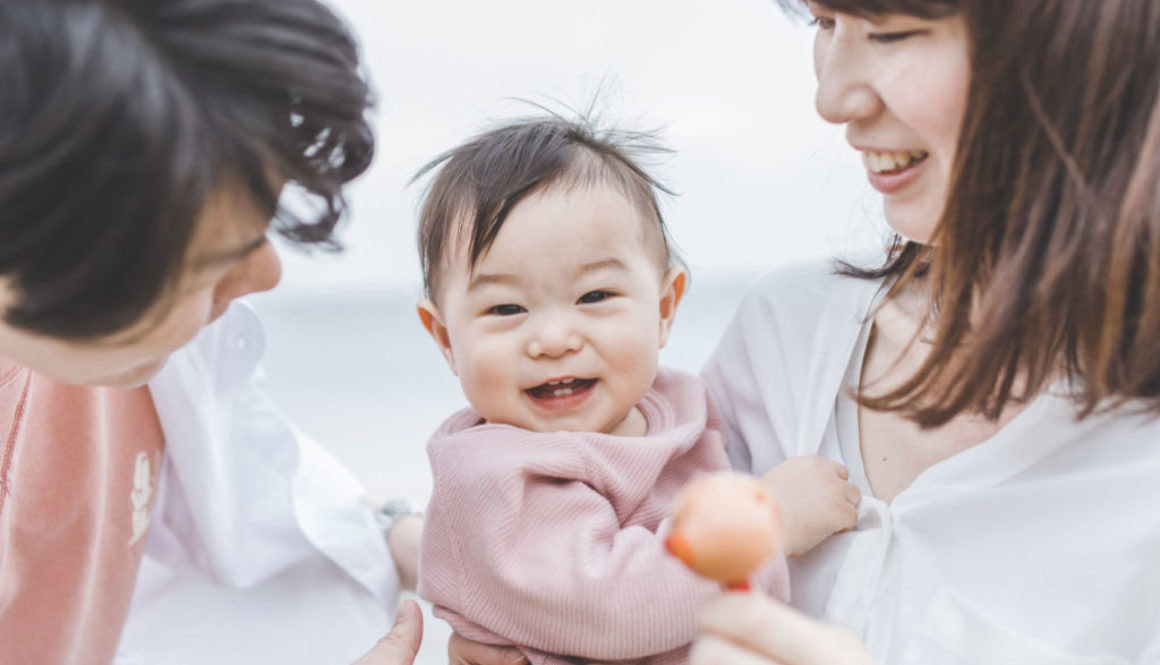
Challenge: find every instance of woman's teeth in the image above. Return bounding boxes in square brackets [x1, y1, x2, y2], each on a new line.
[863, 150, 928, 174]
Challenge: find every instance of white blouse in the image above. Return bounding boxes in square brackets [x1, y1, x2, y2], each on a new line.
[115, 302, 397, 665]
[702, 261, 1160, 665]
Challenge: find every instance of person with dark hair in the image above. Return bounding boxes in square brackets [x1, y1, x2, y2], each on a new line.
[0, 1, 419, 663]
[687, 0, 1160, 663]
[411, 114, 861, 664]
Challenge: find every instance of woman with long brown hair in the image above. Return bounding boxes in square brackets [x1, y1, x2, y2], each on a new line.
[692, 0, 1160, 662]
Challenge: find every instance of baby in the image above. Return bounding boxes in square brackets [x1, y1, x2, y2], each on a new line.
[414, 115, 853, 664]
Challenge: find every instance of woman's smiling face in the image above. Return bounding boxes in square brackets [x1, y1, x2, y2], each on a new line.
[808, 2, 970, 244]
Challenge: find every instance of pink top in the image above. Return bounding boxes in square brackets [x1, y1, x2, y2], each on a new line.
[419, 368, 789, 665]
[0, 359, 165, 665]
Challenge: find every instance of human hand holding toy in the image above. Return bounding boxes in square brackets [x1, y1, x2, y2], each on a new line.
[664, 471, 781, 591]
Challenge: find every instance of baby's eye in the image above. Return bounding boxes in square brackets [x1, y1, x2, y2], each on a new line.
[486, 304, 525, 316]
[577, 291, 613, 304]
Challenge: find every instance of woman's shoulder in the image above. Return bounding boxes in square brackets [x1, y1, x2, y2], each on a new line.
[733, 258, 882, 333]
[705, 257, 882, 419]
[703, 259, 882, 472]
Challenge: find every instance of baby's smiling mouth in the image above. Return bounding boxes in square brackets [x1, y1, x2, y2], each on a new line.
[525, 378, 597, 399]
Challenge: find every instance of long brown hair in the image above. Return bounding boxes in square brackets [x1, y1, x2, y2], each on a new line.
[799, 0, 1160, 427]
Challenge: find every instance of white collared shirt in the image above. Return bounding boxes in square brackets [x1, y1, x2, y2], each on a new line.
[116, 302, 398, 665]
[703, 262, 1160, 665]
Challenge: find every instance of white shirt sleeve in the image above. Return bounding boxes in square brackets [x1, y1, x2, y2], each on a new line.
[701, 262, 872, 475]
[118, 302, 395, 665]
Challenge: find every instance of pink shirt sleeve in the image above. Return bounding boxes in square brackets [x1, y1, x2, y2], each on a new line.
[0, 361, 166, 665]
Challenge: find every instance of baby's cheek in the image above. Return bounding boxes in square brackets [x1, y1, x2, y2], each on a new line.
[604, 327, 660, 391]
[467, 340, 517, 380]
[460, 349, 518, 408]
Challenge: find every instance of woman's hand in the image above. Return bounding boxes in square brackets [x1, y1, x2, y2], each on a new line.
[387, 514, 423, 592]
[447, 632, 527, 665]
[691, 592, 876, 665]
[353, 599, 424, 665]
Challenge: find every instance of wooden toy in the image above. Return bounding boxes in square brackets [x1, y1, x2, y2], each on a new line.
[665, 471, 780, 591]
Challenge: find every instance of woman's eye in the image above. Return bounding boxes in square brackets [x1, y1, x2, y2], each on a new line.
[808, 15, 836, 30]
[869, 30, 923, 43]
[578, 291, 612, 304]
[486, 304, 525, 316]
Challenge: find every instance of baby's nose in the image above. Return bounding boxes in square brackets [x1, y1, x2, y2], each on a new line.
[527, 320, 583, 358]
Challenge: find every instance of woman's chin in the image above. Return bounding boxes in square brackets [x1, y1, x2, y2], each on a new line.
[883, 202, 942, 246]
[82, 358, 170, 388]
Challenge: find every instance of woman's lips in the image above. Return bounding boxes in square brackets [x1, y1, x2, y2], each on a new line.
[524, 378, 597, 411]
[862, 150, 929, 195]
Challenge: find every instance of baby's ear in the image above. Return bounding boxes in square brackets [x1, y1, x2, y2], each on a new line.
[417, 299, 457, 375]
[657, 267, 687, 349]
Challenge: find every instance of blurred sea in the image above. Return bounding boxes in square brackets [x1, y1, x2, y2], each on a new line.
[248, 270, 764, 663]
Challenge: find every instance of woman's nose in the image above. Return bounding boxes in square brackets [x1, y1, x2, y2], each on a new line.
[213, 240, 282, 307]
[526, 316, 582, 359]
[813, 26, 883, 125]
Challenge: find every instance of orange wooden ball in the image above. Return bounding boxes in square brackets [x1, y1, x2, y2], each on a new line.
[666, 472, 780, 588]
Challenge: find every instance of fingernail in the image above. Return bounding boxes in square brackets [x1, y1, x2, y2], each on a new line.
[396, 598, 420, 622]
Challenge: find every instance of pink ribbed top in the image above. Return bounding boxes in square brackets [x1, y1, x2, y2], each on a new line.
[419, 368, 788, 665]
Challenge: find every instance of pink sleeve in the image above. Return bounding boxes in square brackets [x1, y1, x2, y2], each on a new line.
[419, 430, 719, 661]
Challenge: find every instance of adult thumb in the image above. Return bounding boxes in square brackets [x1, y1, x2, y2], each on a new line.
[353, 598, 424, 665]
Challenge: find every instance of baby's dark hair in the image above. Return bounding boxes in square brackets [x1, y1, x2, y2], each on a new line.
[415, 112, 677, 300]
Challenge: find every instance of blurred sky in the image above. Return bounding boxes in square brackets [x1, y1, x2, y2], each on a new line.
[267, 0, 889, 299]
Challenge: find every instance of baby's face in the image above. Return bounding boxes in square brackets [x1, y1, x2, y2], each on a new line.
[420, 184, 683, 435]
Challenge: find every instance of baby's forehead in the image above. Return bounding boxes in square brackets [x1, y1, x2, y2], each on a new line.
[444, 181, 666, 268]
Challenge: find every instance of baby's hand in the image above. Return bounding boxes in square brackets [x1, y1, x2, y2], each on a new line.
[760, 456, 860, 557]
